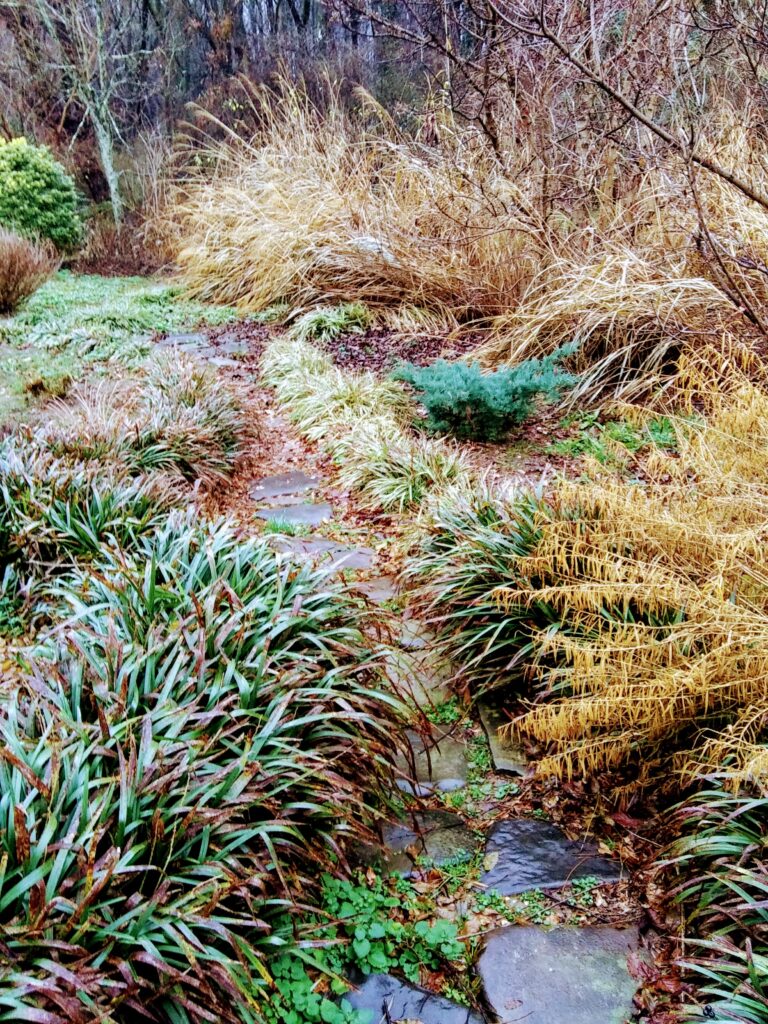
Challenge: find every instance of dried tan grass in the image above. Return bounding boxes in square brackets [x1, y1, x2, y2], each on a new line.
[171, 78, 550, 328]
[492, 357, 768, 791]
[480, 251, 741, 401]
[171, 83, 768, 399]
[0, 229, 58, 314]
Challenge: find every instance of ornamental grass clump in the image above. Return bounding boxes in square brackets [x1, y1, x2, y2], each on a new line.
[174, 78, 768, 400]
[38, 351, 247, 485]
[402, 477, 551, 689]
[334, 420, 469, 512]
[0, 516, 404, 1023]
[0, 351, 246, 630]
[0, 438, 172, 567]
[289, 302, 373, 344]
[0, 228, 59, 314]
[261, 336, 472, 513]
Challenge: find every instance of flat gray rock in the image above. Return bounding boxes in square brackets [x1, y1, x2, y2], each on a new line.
[158, 332, 208, 348]
[344, 973, 483, 1024]
[478, 925, 640, 1024]
[355, 575, 397, 604]
[255, 502, 333, 527]
[272, 536, 373, 570]
[400, 619, 433, 650]
[481, 819, 623, 895]
[384, 647, 453, 707]
[250, 470, 319, 500]
[395, 728, 468, 795]
[382, 810, 476, 875]
[216, 335, 249, 356]
[208, 356, 241, 368]
[478, 697, 527, 775]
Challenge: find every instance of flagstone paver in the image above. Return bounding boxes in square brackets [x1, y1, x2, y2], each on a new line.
[477, 925, 641, 1024]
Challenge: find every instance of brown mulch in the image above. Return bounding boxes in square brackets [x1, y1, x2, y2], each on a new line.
[199, 319, 272, 351]
[318, 327, 483, 375]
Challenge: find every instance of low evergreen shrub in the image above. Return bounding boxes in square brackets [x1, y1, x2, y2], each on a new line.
[0, 138, 83, 252]
[395, 345, 577, 441]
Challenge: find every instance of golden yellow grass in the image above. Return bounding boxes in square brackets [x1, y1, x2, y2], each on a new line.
[495, 360, 768, 792]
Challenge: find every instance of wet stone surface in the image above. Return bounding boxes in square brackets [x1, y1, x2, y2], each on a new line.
[477, 925, 641, 1024]
[384, 647, 453, 707]
[400, 618, 433, 651]
[208, 355, 241, 369]
[255, 502, 333, 527]
[272, 536, 374, 570]
[215, 334, 249, 356]
[157, 331, 209, 348]
[481, 818, 623, 895]
[355, 575, 398, 605]
[380, 810, 476, 875]
[250, 470, 320, 501]
[477, 696, 527, 775]
[395, 729, 469, 795]
[344, 973, 484, 1024]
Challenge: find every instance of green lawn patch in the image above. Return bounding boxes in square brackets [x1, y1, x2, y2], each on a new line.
[0, 271, 239, 425]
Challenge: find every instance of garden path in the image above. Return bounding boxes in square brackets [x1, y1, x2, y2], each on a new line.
[156, 326, 644, 1024]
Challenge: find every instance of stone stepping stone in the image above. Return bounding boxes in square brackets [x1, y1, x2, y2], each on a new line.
[400, 618, 433, 650]
[215, 334, 249, 356]
[480, 819, 623, 896]
[208, 356, 241, 369]
[477, 925, 640, 1024]
[272, 536, 374, 570]
[250, 470, 319, 501]
[255, 502, 332, 527]
[381, 810, 476, 875]
[477, 696, 527, 775]
[157, 332, 209, 347]
[384, 647, 452, 707]
[344, 973, 483, 1024]
[355, 575, 398, 605]
[395, 728, 468, 795]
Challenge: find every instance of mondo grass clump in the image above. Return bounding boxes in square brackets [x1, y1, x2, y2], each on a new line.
[0, 439, 172, 569]
[0, 351, 246, 633]
[406, 364, 768, 794]
[0, 516, 404, 1023]
[38, 351, 247, 485]
[402, 478, 553, 689]
[669, 772, 768, 1023]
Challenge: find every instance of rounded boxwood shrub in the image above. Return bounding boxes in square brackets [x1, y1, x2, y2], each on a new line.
[0, 138, 83, 252]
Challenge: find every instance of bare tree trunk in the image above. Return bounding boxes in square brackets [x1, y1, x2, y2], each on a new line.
[91, 108, 124, 226]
